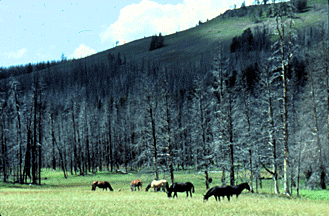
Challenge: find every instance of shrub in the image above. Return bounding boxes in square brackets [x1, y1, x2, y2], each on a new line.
[230, 28, 255, 53]
[149, 33, 165, 51]
[291, 0, 308, 12]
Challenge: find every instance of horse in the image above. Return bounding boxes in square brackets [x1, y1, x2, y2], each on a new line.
[231, 182, 251, 198]
[91, 181, 114, 191]
[167, 182, 195, 198]
[145, 180, 169, 192]
[203, 185, 233, 202]
[131, 179, 142, 191]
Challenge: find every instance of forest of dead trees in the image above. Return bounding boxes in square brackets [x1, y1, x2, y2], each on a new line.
[0, 2, 328, 196]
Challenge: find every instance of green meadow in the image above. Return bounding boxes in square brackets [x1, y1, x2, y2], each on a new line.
[1, 170, 329, 215]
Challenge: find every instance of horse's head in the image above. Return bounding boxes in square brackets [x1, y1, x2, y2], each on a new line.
[91, 181, 98, 191]
[167, 191, 172, 198]
[145, 183, 151, 192]
[203, 194, 208, 201]
[244, 183, 251, 191]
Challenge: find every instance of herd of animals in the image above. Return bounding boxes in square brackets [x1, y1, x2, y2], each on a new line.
[91, 179, 252, 202]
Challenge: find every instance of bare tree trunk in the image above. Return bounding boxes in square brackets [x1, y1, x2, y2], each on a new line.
[276, 14, 291, 196]
[165, 92, 174, 184]
[32, 83, 38, 184]
[51, 112, 56, 168]
[24, 117, 32, 183]
[205, 171, 210, 189]
[323, 23, 328, 190]
[199, 90, 207, 168]
[282, 45, 290, 196]
[148, 96, 158, 180]
[71, 100, 77, 175]
[272, 139, 279, 194]
[243, 95, 254, 192]
[310, 69, 326, 189]
[1, 117, 7, 182]
[262, 61, 280, 194]
[85, 111, 91, 173]
[297, 139, 301, 197]
[14, 87, 23, 183]
[77, 130, 82, 175]
[51, 111, 56, 170]
[38, 101, 42, 185]
[56, 116, 67, 178]
[228, 93, 235, 186]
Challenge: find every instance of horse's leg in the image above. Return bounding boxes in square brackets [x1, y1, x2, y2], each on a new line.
[227, 195, 230, 201]
[174, 192, 177, 198]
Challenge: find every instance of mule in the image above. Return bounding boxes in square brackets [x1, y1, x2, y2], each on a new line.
[145, 180, 169, 192]
[131, 179, 142, 191]
[231, 182, 251, 198]
[91, 181, 114, 191]
[167, 182, 195, 198]
[203, 185, 233, 202]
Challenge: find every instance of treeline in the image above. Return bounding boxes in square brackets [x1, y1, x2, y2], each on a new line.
[0, 60, 60, 82]
[0, 3, 328, 196]
[223, 0, 308, 23]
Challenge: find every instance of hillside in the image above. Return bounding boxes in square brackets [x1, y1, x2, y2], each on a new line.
[77, 0, 327, 67]
[0, 0, 327, 79]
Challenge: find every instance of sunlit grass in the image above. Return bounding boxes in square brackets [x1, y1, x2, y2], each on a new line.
[1, 169, 329, 215]
[2, 186, 329, 215]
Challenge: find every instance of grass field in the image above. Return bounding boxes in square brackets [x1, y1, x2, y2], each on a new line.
[1, 169, 329, 215]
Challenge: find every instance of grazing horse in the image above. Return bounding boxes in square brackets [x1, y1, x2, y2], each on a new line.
[92, 181, 114, 191]
[145, 180, 169, 192]
[167, 182, 195, 198]
[231, 182, 251, 198]
[131, 179, 142, 191]
[203, 185, 233, 202]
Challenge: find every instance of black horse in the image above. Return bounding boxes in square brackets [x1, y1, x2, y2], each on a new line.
[203, 185, 233, 202]
[167, 182, 195, 198]
[231, 182, 251, 198]
[91, 181, 114, 191]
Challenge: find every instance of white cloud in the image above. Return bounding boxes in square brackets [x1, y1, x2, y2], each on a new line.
[70, 44, 96, 59]
[100, 0, 232, 46]
[5, 48, 27, 59]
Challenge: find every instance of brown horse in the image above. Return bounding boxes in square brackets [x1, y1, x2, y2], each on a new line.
[92, 181, 114, 191]
[131, 179, 142, 191]
[145, 180, 169, 192]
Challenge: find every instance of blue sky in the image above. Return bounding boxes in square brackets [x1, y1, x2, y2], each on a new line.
[0, 0, 257, 68]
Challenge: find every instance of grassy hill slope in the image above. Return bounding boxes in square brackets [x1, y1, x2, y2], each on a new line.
[74, 0, 327, 68]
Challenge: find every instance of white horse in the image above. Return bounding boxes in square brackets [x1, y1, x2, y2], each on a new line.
[145, 180, 168, 192]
